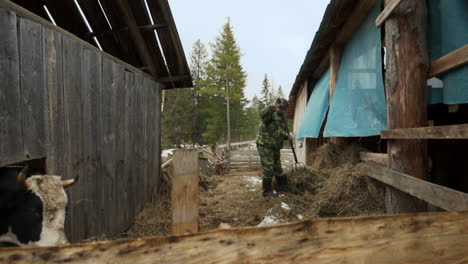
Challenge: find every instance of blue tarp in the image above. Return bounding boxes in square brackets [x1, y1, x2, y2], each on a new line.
[297, 70, 330, 140]
[427, 0, 468, 104]
[323, 4, 387, 137]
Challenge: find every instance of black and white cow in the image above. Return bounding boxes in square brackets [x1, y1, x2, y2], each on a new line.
[0, 166, 78, 247]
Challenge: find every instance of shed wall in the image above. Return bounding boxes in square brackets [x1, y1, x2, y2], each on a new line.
[292, 82, 308, 164]
[0, 8, 162, 242]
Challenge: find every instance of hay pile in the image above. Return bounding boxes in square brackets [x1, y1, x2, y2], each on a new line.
[287, 143, 385, 218]
[123, 143, 386, 238]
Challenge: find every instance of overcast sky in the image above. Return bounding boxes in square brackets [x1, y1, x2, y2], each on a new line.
[168, 0, 329, 100]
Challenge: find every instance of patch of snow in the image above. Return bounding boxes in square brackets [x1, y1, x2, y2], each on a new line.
[241, 176, 262, 185]
[297, 214, 304, 220]
[161, 149, 174, 158]
[279, 194, 285, 197]
[281, 202, 290, 211]
[257, 215, 281, 227]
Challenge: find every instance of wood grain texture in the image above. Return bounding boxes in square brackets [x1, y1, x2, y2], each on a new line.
[0, 7, 23, 166]
[360, 152, 388, 164]
[63, 35, 84, 242]
[382, 124, 468, 139]
[43, 28, 66, 176]
[2, 211, 468, 263]
[365, 164, 468, 211]
[384, 0, 429, 214]
[429, 44, 468, 78]
[375, 0, 404, 27]
[81, 47, 103, 238]
[124, 71, 135, 226]
[19, 17, 46, 160]
[172, 149, 199, 235]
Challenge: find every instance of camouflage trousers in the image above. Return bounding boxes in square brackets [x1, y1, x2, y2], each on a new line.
[257, 144, 283, 179]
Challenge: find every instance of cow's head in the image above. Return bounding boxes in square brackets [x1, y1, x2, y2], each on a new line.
[0, 166, 78, 247]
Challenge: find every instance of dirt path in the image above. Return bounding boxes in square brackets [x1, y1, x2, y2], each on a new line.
[199, 167, 312, 231]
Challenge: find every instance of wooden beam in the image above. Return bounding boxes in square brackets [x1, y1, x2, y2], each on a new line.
[360, 152, 387, 164]
[3, 211, 468, 263]
[115, 0, 158, 78]
[172, 149, 199, 235]
[381, 124, 468, 139]
[365, 164, 468, 211]
[384, 0, 429, 214]
[429, 44, 468, 78]
[375, 0, 404, 27]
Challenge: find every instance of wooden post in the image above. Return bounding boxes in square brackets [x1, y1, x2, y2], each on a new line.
[172, 149, 199, 235]
[329, 46, 347, 145]
[384, 0, 429, 213]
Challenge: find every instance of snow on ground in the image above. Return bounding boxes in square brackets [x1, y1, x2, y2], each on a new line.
[281, 202, 291, 211]
[297, 214, 304, 220]
[161, 149, 174, 158]
[257, 215, 282, 227]
[241, 176, 262, 186]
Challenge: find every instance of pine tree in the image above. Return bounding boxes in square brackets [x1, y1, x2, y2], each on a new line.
[189, 40, 209, 145]
[202, 18, 248, 146]
[261, 74, 271, 107]
[277, 85, 285, 98]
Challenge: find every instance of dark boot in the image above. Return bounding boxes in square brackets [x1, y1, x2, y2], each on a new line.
[275, 174, 289, 192]
[262, 178, 279, 197]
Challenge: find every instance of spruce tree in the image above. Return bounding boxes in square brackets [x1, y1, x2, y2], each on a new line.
[277, 85, 285, 98]
[203, 18, 247, 146]
[189, 40, 209, 145]
[260, 73, 271, 106]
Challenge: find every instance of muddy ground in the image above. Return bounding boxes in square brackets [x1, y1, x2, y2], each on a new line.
[123, 144, 386, 239]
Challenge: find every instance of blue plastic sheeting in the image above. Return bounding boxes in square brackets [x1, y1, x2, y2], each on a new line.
[297, 70, 330, 140]
[323, 4, 387, 137]
[427, 0, 468, 104]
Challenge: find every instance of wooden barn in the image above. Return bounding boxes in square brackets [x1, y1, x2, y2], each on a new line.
[287, 0, 468, 214]
[0, 0, 191, 242]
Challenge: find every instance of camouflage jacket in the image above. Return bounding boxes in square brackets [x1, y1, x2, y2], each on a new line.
[256, 105, 289, 148]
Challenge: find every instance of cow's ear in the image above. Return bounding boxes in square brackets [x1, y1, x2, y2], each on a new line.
[17, 165, 29, 190]
[62, 176, 79, 189]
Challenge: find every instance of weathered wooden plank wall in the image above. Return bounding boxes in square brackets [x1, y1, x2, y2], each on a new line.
[0, 8, 22, 166]
[0, 7, 162, 242]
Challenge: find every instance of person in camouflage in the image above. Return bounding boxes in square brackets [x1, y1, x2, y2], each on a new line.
[256, 98, 291, 197]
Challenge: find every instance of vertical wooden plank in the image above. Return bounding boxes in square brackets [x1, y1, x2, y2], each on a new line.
[81, 47, 102, 239]
[43, 28, 65, 175]
[101, 57, 114, 238]
[0, 7, 22, 166]
[142, 78, 150, 203]
[172, 149, 199, 235]
[102, 57, 125, 237]
[62, 35, 83, 242]
[124, 71, 135, 227]
[133, 73, 145, 214]
[146, 78, 156, 202]
[154, 82, 163, 197]
[114, 62, 126, 236]
[384, 0, 429, 213]
[19, 18, 46, 160]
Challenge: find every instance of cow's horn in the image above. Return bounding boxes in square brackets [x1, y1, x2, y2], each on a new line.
[17, 165, 29, 190]
[62, 175, 79, 188]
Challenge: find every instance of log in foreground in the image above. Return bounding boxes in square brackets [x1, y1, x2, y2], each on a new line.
[2, 211, 468, 263]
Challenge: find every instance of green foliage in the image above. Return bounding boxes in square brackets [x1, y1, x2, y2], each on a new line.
[161, 19, 286, 148]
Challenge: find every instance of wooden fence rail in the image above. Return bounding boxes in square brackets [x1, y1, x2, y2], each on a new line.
[1, 211, 468, 263]
[365, 164, 468, 211]
[381, 124, 468, 139]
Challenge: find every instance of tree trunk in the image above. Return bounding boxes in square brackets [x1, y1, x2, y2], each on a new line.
[384, 0, 429, 213]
